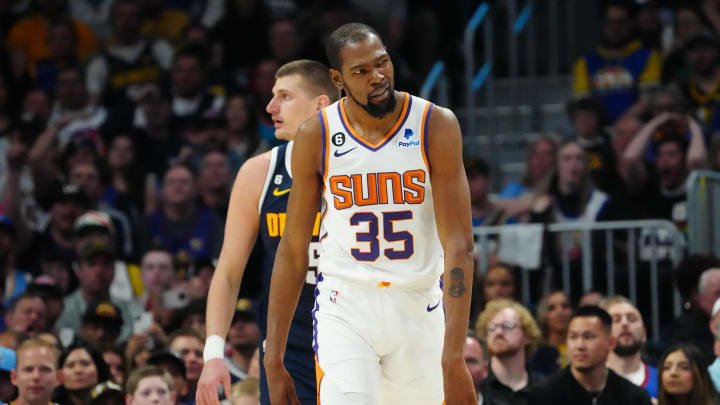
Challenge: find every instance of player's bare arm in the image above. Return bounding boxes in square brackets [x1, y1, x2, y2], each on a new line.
[196, 152, 270, 405]
[264, 116, 323, 405]
[427, 106, 478, 405]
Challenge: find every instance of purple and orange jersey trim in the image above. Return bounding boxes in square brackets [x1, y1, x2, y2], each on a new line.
[420, 102, 434, 172]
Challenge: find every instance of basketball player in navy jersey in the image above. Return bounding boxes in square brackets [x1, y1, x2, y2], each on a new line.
[196, 60, 340, 405]
[264, 23, 477, 405]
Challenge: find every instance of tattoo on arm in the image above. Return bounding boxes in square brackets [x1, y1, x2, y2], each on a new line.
[448, 267, 467, 297]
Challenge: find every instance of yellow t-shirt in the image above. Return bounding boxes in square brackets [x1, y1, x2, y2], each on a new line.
[5, 16, 97, 65]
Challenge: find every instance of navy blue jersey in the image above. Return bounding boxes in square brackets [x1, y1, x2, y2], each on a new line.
[256, 142, 319, 404]
[257, 143, 320, 347]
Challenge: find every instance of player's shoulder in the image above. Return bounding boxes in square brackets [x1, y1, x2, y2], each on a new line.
[238, 150, 273, 180]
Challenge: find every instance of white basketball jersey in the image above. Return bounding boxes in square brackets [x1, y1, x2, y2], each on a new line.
[317, 92, 443, 290]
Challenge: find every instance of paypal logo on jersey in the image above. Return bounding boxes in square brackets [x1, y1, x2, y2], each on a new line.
[399, 128, 420, 147]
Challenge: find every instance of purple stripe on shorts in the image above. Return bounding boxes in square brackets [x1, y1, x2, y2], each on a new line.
[312, 272, 322, 360]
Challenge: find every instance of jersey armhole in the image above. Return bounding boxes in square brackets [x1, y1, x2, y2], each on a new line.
[420, 102, 434, 173]
[257, 147, 279, 215]
[320, 109, 329, 182]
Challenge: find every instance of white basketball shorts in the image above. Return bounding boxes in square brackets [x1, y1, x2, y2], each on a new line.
[312, 273, 445, 405]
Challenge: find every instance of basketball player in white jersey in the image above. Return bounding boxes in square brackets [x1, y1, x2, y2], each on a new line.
[195, 60, 340, 405]
[264, 23, 477, 405]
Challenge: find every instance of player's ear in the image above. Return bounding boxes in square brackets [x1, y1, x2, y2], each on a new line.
[329, 69, 344, 90]
[315, 95, 331, 110]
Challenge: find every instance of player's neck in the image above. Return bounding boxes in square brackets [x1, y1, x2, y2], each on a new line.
[343, 91, 404, 136]
[490, 352, 528, 391]
[606, 351, 643, 375]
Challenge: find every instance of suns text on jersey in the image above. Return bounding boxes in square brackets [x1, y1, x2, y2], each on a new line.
[328, 170, 426, 210]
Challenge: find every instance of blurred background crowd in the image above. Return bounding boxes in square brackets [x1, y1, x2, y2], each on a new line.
[2, 0, 720, 403]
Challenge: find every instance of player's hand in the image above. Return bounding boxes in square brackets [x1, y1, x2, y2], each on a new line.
[265, 362, 300, 405]
[196, 358, 232, 405]
[442, 356, 478, 405]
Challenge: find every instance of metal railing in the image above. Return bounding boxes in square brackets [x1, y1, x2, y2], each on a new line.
[464, 2, 493, 142]
[419, 60, 449, 107]
[473, 220, 685, 340]
[688, 170, 720, 255]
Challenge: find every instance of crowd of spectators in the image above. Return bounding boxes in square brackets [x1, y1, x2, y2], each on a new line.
[1, 0, 720, 403]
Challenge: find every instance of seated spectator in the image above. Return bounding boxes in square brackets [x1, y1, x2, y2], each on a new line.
[659, 343, 719, 405]
[125, 365, 176, 405]
[133, 248, 176, 308]
[10, 338, 61, 405]
[103, 347, 127, 386]
[52, 339, 111, 405]
[661, 5, 711, 84]
[530, 290, 572, 376]
[168, 328, 204, 403]
[568, 97, 626, 198]
[677, 31, 720, 132]
[133, 83, 183, 181]
[573, 2, 661, 122]
[79, 301, 123, 349]
[140, 0, 189, 47]
[666, 268, 720, 365]
[531, 140, 625, 286]
[529, 306, 653, 405]
[5, 0, 97, 68]
[602, 296, 658, 399]
[140, 165, 223, 265]
[0, 216, 32, 307]
[31, 18, 83, 96]
[224, 93, 268, 171]
[0, 292, 47, 349]
[55, 237, 142, 343]
[498, 135, 556, 200]
[170, 45, 226, 133]
[464, 334, 488, 400]
[197, 151, 232, 220]
[47, 69, 107, 153]
[146, 349, 189, 403]
[69, 162, 134, 259]
[89, 381, 124, 404]
[25, 281, 65, 331]
[471, 263, 518, 325]
[475, 299, 542, 405]
[466, 158, 514, 227]
[103, 133, 145, 223]
[225, 299, 261, 384]
[620, 112, 707, 234]
[85, 0, 173, 107]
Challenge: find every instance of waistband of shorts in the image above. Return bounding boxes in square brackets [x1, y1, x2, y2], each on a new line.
[316, 272, 441, 292]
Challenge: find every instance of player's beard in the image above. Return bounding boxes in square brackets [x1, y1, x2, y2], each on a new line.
[614, 339, 643, 357]
[345, 82, 397, 118]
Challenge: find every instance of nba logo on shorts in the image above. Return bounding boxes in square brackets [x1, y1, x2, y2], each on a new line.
[330, 290, 339, 303]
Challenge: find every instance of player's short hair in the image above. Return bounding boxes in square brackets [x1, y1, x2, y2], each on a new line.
[15, 338, 61, 369]
[325, 23, 383, 70]
[475, 299, 541, 356]
[126, 366, 174, 396]
[275, 60, 340, 103]
[570, 305, 613, 335]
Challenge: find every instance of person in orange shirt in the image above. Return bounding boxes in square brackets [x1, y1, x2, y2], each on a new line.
[5, 0, 97, 69]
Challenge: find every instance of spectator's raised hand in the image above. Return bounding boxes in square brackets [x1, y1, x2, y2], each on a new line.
[6, 139, 28, 173]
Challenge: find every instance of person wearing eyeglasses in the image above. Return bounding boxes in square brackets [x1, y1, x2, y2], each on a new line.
[474, 299, 542, 405]
[529, 306, 653, 405]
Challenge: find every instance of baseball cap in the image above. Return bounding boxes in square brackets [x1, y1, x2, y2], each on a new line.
[232, 298, 256, 323]
[74, 210, 115, 236]
[47, 183, 91, 209]
[78, 237, 116, 261]
[0, 215, 15, 237]
[83, 301, 123, 328]
[147, 349, 186, 378]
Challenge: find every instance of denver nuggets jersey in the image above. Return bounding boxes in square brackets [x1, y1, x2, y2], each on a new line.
[257, 142, 321, 347]
[318, 93, 443, 290]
